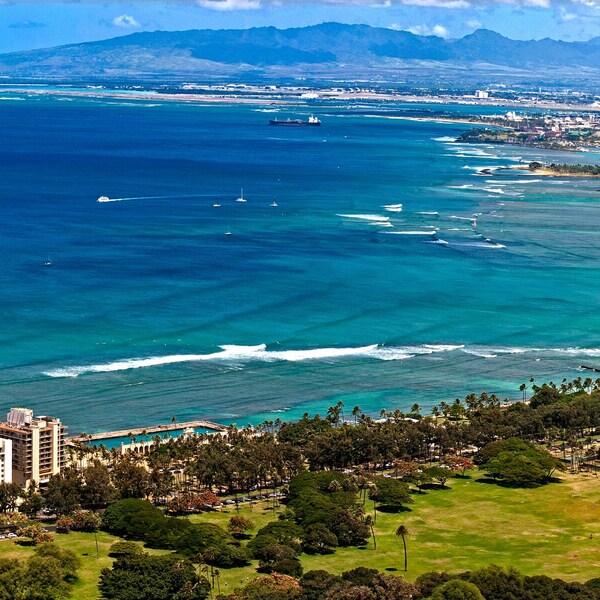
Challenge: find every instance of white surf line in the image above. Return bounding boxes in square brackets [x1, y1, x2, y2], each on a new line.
[337, 214, 390, 222]
[42, 343, 465, 378]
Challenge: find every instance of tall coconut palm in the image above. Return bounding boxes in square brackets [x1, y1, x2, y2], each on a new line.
[365, 515, 376, 550]
[395, 524, 409, 571]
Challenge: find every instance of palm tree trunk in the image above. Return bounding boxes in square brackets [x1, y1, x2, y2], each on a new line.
[402, 535, 407, 571]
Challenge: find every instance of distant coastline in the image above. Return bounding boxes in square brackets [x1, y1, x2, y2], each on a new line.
[511, 163, 600, 178]
[4, 84, 600, 116]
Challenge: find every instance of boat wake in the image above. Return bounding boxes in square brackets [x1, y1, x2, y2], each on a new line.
[97, 194, 203, 203]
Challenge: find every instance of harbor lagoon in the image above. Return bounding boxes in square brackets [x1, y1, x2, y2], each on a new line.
[1, 95, 600, 434]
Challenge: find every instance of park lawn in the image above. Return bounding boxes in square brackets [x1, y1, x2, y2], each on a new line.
[300, 470, 600, 582]
[0, 472, 597, 599]
[191, 471, 600, 592]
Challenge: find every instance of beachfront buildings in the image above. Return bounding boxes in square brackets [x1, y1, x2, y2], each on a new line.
[0, 408, 67, 488]
[0, 438, 12, 484]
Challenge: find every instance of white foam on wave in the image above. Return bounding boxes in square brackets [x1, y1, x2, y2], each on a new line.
[485, 179, 541, 185]
[428, 239, 448, 245]
[462, 349, 498, 359]
[448, 184, 474, 190]
[455, 241, 506, 249]
[551, 347, 600, 357]
[383, 230, 437, 235]
[432, 136, 457, 142]
[450, 216, 476, 221]
[337, 214, 390, 222]
[43, 343, 467, 378]
[416, 211, 439, 215]
[369, 222, 394, 227]
[383, 204, 403, 213]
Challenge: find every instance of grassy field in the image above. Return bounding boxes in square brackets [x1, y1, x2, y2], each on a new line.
[1, 471, 598, 598]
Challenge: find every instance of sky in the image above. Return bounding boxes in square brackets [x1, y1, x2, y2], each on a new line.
[1, 1, 599, 54]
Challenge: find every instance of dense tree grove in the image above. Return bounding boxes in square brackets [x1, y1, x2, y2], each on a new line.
[20, 379, 596, 525]
[218, 565, 600, 600]
[101, 498, 252, 568]
[99, 553, 211, 600]
[0, 543, 80, 600]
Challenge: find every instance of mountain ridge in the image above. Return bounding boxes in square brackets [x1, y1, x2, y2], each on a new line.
[1, 22, 599, 82]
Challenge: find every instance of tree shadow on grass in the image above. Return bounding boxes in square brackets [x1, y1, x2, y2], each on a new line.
[454, 474, 472, 480]
[476, 477, 545, 489]
[377, 505, 412, 514]
[385, 567, 398, 572]
[420, 483, 450, 491]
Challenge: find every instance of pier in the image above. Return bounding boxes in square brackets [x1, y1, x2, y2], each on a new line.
[68, 419, 228, 443]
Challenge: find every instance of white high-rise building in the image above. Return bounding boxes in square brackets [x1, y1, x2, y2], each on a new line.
[0, 408, 67, 488]
[0, 438, 12, 484]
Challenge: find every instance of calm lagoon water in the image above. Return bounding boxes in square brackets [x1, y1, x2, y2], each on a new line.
[1, 94, 600, 434]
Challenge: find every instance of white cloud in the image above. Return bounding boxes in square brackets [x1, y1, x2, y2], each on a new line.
[112, 14, 141, 28]
[400, 0, 469, 6]
[466, 18, 483, 27]
[406, 23, 450, 36]
[560, 6, 578, 19]
[196, 0, 261, 9]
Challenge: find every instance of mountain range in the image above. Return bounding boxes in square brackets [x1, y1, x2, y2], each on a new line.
[2, 22, 600, 83]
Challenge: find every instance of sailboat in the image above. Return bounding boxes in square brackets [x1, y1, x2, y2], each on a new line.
[44, 257, 53, 266]
[270, 199, 278, 207]
[236, 188, 247, 203]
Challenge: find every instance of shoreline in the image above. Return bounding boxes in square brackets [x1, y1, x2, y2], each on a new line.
[2, 84, 600, 115]
[509, 165, 600, 178]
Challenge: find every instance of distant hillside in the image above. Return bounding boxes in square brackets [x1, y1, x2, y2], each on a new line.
[2, 22, 600, 83]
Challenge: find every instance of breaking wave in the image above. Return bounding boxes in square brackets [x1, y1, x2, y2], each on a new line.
[41, 343, 600, 378]
[43, 343, 464, 378]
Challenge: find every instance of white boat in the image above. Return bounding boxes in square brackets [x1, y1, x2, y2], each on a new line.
[213, 202, 221, 207]
[97, 195, 110, 203]
[270, 200, 278, 207]
[44, 258, 53, 266]
[236, 188, 247, 203]
[225, 231, 232, 236]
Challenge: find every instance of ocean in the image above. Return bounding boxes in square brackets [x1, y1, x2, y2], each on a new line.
[1, 92, 600, 434]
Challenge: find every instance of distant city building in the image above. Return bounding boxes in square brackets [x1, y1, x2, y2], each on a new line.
[475, 90, 489, 99]
[0, 438, 12, 484]
[0, 408, 67, 487]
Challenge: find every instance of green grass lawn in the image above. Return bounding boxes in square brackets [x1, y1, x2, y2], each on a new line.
[0, 471, 598, 598]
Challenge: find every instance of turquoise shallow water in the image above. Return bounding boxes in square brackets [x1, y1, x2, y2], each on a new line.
[1, 94, 600, 434]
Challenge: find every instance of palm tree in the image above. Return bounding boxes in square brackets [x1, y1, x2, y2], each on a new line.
[395, 524, 409, 571]
[327, 404, 341, 426]
[365, 515, 376, 550]
[368, 482, 378, 523]
[519, 383, 527, 401]
[352, 405, 362, 425]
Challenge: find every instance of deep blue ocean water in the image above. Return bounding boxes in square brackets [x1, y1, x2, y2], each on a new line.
[2, 92, 600, 434]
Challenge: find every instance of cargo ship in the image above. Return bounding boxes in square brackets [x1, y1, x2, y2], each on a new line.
[269, 115, 321, 126]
